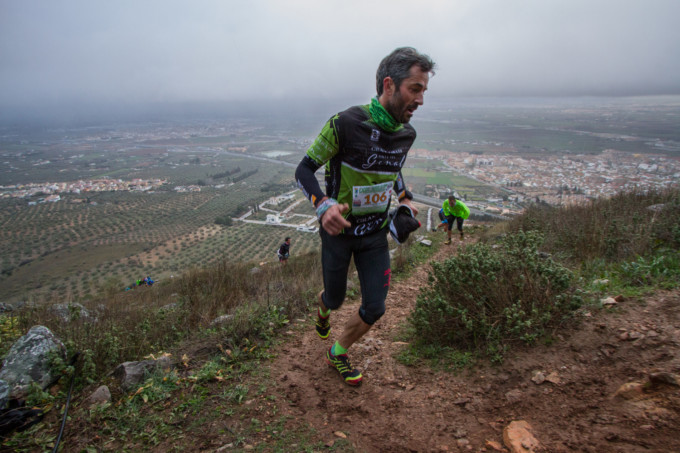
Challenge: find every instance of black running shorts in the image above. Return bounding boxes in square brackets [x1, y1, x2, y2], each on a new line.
[319, 227, 390, 325]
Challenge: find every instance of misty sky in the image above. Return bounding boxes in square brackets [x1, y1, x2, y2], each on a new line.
[2, 0, 680, 113]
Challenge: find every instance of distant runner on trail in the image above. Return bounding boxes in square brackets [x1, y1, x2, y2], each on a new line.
[295, 47, 436, 386]
[277, 237, 291, 265]
[441, 195, 469, 244]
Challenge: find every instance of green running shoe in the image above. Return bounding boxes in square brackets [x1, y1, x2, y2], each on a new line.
[325, 347, 362, 386]
[316, 313, 330, 339]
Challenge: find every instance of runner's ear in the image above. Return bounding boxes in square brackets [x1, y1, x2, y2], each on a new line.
[382, 77, 395, 97]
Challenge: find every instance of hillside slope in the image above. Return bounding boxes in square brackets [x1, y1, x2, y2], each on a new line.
[147, 238, 680, 452]
[48, 236, 680, 453]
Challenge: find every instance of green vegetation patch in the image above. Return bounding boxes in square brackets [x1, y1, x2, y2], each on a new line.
[401, 167, 503, 200]
[0, 314, 23, 359]
[409, 230, 582, 363]
[504, 189, 679, 263]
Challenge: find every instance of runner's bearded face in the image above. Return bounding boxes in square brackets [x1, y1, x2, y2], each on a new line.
[385, 66, 429, 123]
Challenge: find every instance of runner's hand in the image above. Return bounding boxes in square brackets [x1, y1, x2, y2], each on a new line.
[401, 199, 419, 216]
[321, 203, 351, 236]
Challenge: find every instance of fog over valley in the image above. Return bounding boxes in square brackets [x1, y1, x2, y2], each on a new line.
[2, 0, 680, 124]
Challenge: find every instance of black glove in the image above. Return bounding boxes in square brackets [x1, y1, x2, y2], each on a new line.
[389, 204, 421, 244]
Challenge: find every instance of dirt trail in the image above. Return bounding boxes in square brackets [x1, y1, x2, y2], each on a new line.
[262, 238, 680, 452]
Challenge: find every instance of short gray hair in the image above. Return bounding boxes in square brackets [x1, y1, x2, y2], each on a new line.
[376, 47, 436, 96]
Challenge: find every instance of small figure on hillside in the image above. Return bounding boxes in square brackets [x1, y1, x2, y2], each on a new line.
[295, 47, 436, 386]
[442, 195, 470, 244]
[277, 237, 291, 264]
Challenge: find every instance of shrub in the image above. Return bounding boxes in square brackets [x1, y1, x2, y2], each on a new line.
[615, 251, 680, 289]
[501, 187, 680, 264]
[0, 315, 23, 359]
[410, 230, 581, 361]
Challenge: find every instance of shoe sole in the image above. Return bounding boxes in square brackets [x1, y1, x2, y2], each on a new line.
[325, 356, 363, 386]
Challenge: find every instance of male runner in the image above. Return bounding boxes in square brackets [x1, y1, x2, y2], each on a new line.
[442, 195, 470, 244]
[277, 237, 291, 264]
[295, 47, 435, 385]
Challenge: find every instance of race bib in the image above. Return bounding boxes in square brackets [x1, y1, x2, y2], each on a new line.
[352, 182, 392, 215]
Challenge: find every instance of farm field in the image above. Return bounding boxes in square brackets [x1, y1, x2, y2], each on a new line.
[401, 163, 505, 201]
[0, 152, 321, 303]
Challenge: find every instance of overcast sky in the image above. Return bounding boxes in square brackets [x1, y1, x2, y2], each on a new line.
[1, 0, 680, 115]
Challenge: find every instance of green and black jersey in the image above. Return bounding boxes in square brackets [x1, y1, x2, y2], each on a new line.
[295, 102, 415, 237]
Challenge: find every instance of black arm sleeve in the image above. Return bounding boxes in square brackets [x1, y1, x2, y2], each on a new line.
[393, 171, 413, 201]
[295, 155, 326, 207]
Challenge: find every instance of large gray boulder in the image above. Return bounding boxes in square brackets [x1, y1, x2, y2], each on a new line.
[0, 326, 66, 397]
